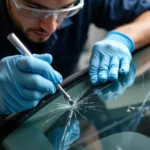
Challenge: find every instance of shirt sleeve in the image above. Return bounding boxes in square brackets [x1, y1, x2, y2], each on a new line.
[90, 0, 150, 30]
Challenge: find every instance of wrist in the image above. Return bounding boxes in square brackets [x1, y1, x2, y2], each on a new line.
[106, 31, 135, 53]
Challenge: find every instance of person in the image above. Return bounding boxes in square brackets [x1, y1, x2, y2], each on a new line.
[0, 0, 150, 114]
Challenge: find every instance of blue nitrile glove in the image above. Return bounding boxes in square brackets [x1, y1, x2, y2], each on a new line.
[94, 63, 136, 101]
[89, 31, 134, 85]
[47, 120, 80, 150]
[0, 53, 62, 114]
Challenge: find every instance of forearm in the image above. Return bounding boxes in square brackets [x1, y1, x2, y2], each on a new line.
[114, 11, 150, 50]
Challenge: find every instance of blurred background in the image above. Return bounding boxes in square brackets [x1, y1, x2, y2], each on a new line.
[77, 24, 107, 71]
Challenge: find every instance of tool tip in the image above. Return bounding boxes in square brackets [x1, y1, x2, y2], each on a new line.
[69, 100, 74, 105]
[68, 98, 74, 105]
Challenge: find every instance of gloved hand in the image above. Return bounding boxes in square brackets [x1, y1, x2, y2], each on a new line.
[0, 53, 62, 114]
[47, 120, 80, 150]
[94, 63, 136, 101]
[89, 31, 134, 85]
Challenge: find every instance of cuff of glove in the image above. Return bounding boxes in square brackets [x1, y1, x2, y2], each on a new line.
[106, 31, 135, 53]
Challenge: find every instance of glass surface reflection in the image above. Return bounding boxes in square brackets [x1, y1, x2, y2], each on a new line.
[38, 63, 137, 150]
[1, 47, 150, 150]
[47, 120, 80, 150]
[94, 63, 136, 102]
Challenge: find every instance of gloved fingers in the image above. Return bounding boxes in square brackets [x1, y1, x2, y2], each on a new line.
[108, 56, 120, 81]
[33, 53, 53, 64]
[119, 58, 130, 75]
[98, 56, 110, 83]
[100, 86, 111, 95]
[89, 49, 100, 85]
[95, 87, 112, 101]
[110, 81, 121, 93]
[4, 94, 39, 113]
[120, 64, 136, 87]
[71, 120, 80, 141]
[16, 56, 63, 85]
[52, 70, 63, 85]
[72, 120, 79, 126]
[120, 74, 130, 87]
[18, 85, 46, 101]
[99, 81, 122, 101]
[99, 80, 120, 94]
[17, 72, 56, 94]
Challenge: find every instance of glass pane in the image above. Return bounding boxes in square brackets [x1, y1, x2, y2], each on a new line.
[1, 47, 150, 150]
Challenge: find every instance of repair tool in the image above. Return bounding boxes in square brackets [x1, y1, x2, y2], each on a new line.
[7, 33, 74, 105]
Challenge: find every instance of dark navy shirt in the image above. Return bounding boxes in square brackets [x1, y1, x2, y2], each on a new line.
[0, 0, 150, 78]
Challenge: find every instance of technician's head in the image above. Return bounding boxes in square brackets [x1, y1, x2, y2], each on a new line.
[6, 0, 83, 43]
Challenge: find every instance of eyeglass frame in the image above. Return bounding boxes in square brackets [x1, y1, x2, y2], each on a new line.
[11, 0, 84, 19]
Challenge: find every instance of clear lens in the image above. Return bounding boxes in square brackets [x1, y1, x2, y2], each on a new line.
[16, 7, 81, 20]
[13, 0, 83, 20]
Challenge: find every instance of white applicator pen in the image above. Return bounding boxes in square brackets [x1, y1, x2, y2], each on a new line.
[7, 33, 74, 105]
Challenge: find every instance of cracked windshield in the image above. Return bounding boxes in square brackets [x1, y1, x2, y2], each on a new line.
[1, 47, 150, 150]
[1, 0, 150, 150]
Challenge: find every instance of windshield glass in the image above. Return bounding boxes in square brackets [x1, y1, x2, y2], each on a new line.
[1, 47, 150, 150]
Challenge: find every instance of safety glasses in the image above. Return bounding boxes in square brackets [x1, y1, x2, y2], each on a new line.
[12, 0, 84, 20]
